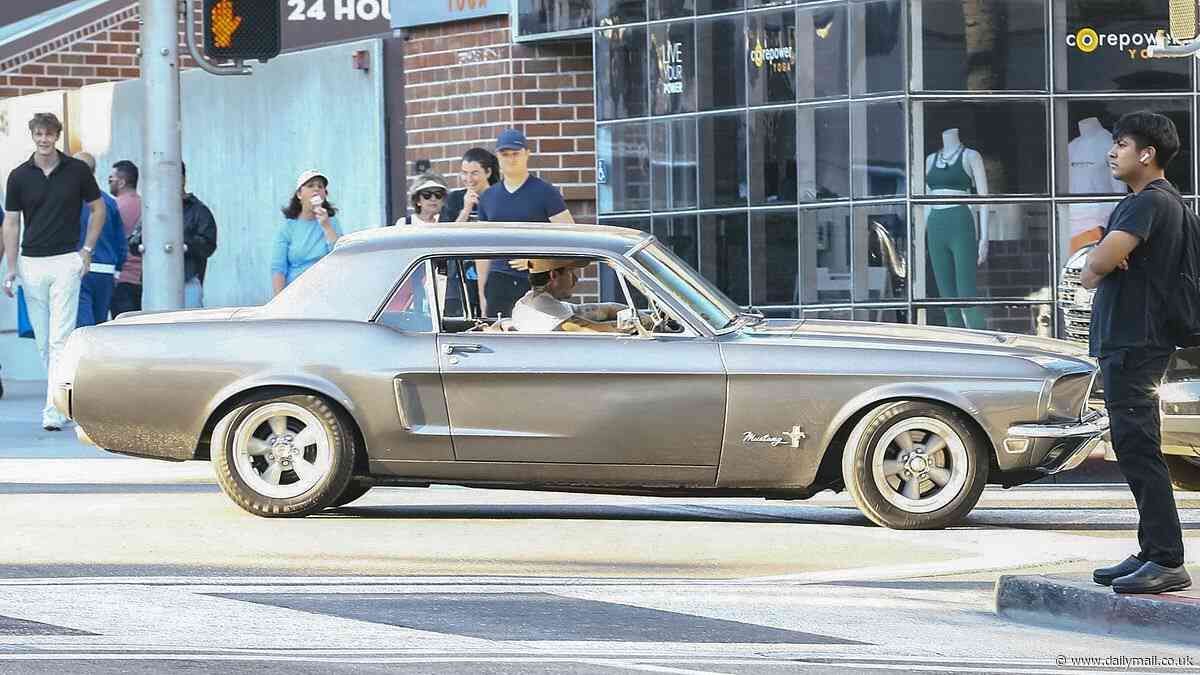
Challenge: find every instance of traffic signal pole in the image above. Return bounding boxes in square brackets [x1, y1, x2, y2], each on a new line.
[139, 0, 184, 311]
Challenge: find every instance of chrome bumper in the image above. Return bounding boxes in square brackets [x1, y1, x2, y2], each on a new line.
[53, 382, 72, 420]
[1006, 409, 1110, 475]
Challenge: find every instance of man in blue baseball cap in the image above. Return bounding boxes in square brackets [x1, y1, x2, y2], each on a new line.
[475, 127, 575, 318]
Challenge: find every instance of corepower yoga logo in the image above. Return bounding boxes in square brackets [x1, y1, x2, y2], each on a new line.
[1067, 26, 1179, 59]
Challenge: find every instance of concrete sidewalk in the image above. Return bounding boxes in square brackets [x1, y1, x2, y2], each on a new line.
[0, 378, 213, 483]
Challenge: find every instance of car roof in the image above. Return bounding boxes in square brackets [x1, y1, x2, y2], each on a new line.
[334, 222, 652, 257]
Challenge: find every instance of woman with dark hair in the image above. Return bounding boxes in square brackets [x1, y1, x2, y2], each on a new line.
[441, 147, 500, 223]
[270, 170, 342, 296]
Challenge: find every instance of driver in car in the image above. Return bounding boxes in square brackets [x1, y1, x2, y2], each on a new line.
[509, 258, 645, 333]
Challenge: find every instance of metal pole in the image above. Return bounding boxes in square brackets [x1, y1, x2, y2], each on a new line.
[140, 0, 184, 310]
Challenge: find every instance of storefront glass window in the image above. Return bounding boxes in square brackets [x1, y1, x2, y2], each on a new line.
[913, 100, 1049, 196]
[697, 0, 745, 15]
[912, 0, 1047, 92]
[751, 108, 798, 205]
[597, 122, 652, 214]
[652, 0, 696, 21]
[518, 0, 592, 36]
[796, 4, 848, 101]
[697, 15, 747, 111]
[652, 118, 699, 211]
[914, 201, 1052, 309]
[799, 205, 852, 305]
[852, 100, 906, 198]
[700, 212, 750, 304]
[653, 214, 700, 269]
[797, 103, 849, 202]
[1056, 0, 1191, 92]
[650, 22, 698, 115]
[750, 210, 799, 307]
[1054, 98, 1192, 195]
[853, 203, 907, 303]
[1053, 201, 1111, 341]
[596, 25, 649, 121]
[916, 303, 1054, 337]
[595, 0, 647, 26]
[747, 9, 797, 105]
[698, 112, 748, 208]
[852, 0, 904, 95]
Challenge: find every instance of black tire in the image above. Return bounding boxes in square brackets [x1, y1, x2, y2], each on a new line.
[1166, 455, 1200, 492]
[842, 400, 989, 530]
[212, 393, 356, 518]
[329, 481, 373, 508]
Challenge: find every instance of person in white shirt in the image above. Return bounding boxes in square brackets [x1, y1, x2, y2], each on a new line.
[509, 258, 642, 333]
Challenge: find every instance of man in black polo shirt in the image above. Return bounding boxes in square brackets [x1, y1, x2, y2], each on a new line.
[1083, 111, 1190, 594]
[1, 112, 105, 431]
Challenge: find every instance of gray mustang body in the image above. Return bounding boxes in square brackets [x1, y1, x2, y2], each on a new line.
[56, 223, 1107, 528]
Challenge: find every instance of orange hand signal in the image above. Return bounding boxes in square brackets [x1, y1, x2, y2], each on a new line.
[211, 0, 242, 48]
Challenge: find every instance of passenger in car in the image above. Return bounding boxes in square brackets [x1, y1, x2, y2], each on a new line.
[509, 258, 645, 333]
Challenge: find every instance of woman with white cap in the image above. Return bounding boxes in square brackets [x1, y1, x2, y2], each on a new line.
[397, 171, 448, 225]
[271, 170, 342, 296]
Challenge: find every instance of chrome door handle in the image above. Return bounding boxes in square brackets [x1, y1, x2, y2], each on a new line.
[443, 343, 483, 355]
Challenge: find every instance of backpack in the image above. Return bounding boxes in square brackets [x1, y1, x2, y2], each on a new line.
[1146, 182, 1200, 347]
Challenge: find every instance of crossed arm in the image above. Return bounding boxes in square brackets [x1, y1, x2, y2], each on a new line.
[1081, 231, 1140, 289]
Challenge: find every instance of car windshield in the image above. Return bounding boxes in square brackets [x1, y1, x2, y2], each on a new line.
[632, 241, 740, 331]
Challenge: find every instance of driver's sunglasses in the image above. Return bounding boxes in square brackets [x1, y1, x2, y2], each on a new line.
[419, 190, 446, 200]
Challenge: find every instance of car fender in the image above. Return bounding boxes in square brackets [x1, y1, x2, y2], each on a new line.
[202, 371, 360, 445]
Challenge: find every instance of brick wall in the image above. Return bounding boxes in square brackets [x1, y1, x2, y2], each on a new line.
[403, 16, 597, 223]
[0, 2, 205, 99]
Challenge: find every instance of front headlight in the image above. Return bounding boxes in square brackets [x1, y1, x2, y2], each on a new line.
[1046, 372, 1094, 420]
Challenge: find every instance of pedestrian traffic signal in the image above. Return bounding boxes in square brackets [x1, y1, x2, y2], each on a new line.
[202, 0, 281, 62]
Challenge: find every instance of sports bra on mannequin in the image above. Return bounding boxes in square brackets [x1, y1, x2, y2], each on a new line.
[926, 146, 975, 194]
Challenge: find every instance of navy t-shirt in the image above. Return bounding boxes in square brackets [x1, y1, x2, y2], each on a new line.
[477, 175, 568, 278]
[1089, 178, 1185, 356]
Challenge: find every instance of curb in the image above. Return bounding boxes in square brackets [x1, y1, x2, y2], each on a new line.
[995, 574, 1200, 646]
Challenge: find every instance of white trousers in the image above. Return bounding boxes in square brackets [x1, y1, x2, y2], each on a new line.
[21, 252, 84, 426]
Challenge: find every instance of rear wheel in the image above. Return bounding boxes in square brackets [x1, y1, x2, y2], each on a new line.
[212, 393, 356, 517]
[842, 401, 989, 529]
[1166, 455, 1200, 492]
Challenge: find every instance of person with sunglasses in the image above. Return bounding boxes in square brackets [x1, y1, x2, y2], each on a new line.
[398, 172, 449, 225]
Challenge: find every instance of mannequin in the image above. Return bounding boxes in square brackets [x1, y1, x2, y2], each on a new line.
[924, 128, 988, 330]
[1067, 117, 1125, 253]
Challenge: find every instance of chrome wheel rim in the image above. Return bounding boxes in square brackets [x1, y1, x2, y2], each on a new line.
[871, 417, 969, 514]
[231, 403, 333, 499]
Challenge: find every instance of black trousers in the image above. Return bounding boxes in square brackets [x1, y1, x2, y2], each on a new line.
[1100, 347, 1185, 568]
[483, 273, 529, 319]
[110, 282, 142, 319]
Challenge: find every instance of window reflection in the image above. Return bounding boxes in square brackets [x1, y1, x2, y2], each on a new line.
[799, 206, 851, 305]
[650, 22, 697, 115]
[914, 100, 1049, 196]
[699, 113, 748, 208]
[917, 303, 1054, 337]
[747, 9, 797, 105]
[597, 122, 651, 214]
[596, 25, 649, 121]
[697, 15, 747, 111]
[797, 4, 848, 100]
[697, 0, 744, 14]
[798, 103, 849, 201]
[852, 0, 904, 95]
[1055, 99, 1191, 195]
[854, 203, 907, 303]
[653, 214, 700, 269]
[751, 109, 797, 205]
[750, 210, 799, 307]
[913, 0, 1047, 91]
[700, 211, 750, 305]
[652, 118, 699, 211]
[518, 0, 591, 36]
[595, 0, 647, 26]
[1056, 0, 1191, 92]
[652, 0, 695, 20]
[852, 100, 906, 198]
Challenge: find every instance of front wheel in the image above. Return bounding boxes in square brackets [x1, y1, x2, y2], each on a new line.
[842, 401, 989, 529]
[1166, 455, 1200, 492]
[212, 393, 356, 517]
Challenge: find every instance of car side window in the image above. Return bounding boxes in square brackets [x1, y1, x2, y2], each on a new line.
[377, 262, 434, 332]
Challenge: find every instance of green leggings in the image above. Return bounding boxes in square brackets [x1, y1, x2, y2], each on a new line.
[926, 205, 985, 330]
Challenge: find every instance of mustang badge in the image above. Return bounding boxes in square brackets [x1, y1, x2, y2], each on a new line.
[743, 425, 807, 449]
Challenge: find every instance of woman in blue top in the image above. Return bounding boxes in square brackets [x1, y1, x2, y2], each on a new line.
[271, 170, 343, 296]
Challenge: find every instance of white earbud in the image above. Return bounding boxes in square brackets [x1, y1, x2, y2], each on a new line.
[1141, 152, 1150, 163]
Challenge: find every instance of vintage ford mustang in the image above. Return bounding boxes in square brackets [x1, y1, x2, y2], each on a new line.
[55, 223, 1108, 529]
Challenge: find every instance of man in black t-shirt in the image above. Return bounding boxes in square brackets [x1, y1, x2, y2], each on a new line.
[476, 128, 574, 317]
[1, 112, 105, 431]
[1083, 111, 1190, 594]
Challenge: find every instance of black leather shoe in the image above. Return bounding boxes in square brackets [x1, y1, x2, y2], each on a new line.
[1093, 556, 1143, 586]
[1112, 562, 1192, 594]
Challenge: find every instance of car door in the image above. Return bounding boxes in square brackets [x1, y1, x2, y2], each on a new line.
[437, 332, 726, 467]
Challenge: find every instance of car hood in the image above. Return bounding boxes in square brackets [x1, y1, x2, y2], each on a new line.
[110, 307, 259, 325]
[742, 318, 1093, 363]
